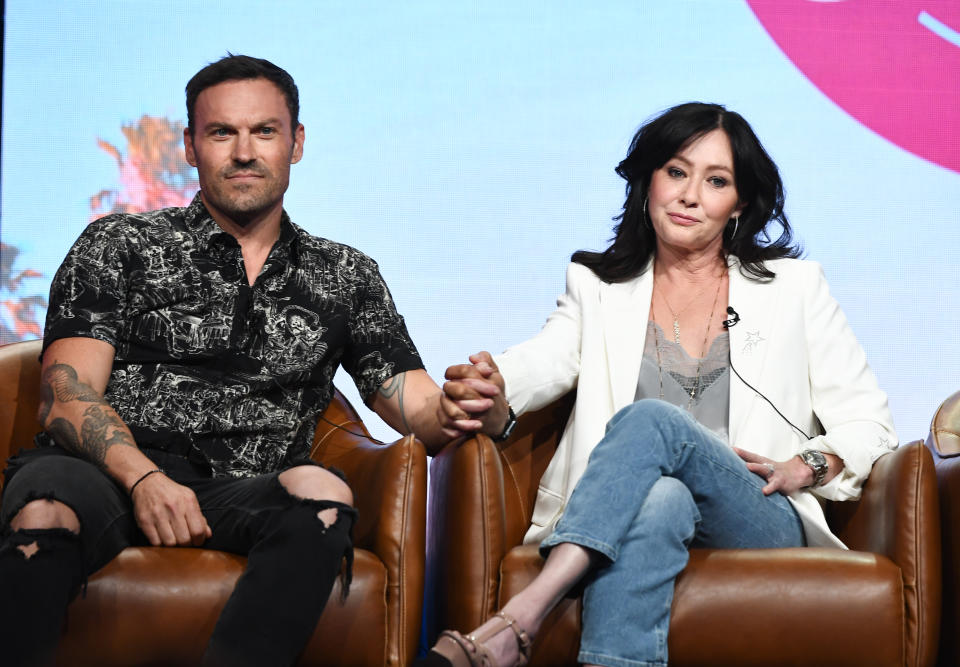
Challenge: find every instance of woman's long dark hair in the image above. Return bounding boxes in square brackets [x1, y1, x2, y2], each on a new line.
[572, 102, 800, 282]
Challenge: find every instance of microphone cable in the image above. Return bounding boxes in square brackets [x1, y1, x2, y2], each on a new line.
[723, 307, 814, 441]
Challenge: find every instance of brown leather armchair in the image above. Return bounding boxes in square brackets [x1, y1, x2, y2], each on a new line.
[926, 389, 960, 667]
[0, 339, 426, 667]
[427, 392, 942, 667]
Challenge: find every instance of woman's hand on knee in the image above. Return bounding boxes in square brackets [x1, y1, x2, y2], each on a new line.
[734, 447, 812, 496]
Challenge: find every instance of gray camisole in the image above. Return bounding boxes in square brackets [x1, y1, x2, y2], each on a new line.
[635, 320, 731, 442]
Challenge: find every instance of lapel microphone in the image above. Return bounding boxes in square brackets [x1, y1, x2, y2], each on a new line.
[722, 306, 740, 329]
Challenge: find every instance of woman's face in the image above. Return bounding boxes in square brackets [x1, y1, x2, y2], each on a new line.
[647, 128, 744, 258]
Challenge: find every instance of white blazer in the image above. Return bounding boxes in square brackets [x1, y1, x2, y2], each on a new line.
[496, 257, 897, 549]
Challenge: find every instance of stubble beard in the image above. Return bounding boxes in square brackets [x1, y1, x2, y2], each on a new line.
[205, 167, 288, 226]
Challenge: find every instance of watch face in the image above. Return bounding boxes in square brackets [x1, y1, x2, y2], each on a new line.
[801, 450, 828, 485]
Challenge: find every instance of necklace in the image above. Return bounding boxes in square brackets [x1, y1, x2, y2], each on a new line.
[653, 277, 723, 409]
[655, 282, 706, 345]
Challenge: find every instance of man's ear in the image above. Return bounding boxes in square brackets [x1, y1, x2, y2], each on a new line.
[183, 127, 198, 167]
[290, 124, 305, 165]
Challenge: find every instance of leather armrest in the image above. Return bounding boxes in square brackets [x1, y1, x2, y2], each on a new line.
[312, 413, 426, 559]
[826, 441, 941, 667]
[310, 393, 427, 666]
[424, 391, 573, 638]
[827, 442, 938, 567]
[427, 435, 507, 635]
[926, 392, 960, 666]
[309, 390, 426, 554]
[929, 390, 960, 457]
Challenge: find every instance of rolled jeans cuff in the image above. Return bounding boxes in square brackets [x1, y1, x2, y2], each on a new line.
[578, 650, 666, 667]
[539, 530, 619, 564]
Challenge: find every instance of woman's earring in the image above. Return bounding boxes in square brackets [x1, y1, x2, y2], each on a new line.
[730, 215, 739, 240]
[643, 197, 651, 229]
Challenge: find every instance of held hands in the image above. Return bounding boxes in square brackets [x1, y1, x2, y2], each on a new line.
[130, 471, 212, 547]
[734, 447, 814, 496]
[439, 351, 510, 438]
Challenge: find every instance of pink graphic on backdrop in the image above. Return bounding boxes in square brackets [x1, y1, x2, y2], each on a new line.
[747, 0, 960, 174]
[90, 115, 199, 219]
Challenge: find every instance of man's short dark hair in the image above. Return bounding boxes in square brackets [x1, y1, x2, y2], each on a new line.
[185, 54, 300, 136]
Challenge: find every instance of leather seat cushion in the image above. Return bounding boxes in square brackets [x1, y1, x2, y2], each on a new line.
[57, 546, 387, 667]
[500, 544, 904, 667]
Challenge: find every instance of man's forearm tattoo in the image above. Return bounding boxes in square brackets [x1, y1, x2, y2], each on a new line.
[41, 363, 101, 402]
[79, 404, 137, 468]
[39, 361, 136, 468]
[45, 418, 80, 451]
[378, 372, 411, 433]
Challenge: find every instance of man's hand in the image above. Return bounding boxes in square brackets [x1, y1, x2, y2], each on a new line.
[39, 337, 213, 544]
[130, 472, 212, 547]
[442, 351, 510, 438]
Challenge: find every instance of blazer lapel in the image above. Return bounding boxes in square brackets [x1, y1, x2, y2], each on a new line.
[600, 269, 653, 412]
[727, 258, 780, 443]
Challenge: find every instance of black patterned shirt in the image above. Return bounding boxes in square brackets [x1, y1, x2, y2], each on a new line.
[40, 193, 423, 477]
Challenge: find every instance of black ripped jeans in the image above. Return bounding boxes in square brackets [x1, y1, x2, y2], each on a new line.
[0, 444, 357, 667]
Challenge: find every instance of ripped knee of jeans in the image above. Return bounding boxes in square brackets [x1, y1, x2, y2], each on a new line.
[275, 464, 354, 508]
[0, 527, 88, 596]
[313, 500, 357, 604]
[316, 506, 339, 528]
[4, 491, 82, 534]
[276, 499, 358, 604]
[2, 492, 82, 560]
[3, 527, 76, 555]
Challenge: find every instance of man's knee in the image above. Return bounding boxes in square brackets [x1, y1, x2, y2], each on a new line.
[9, 499, 80, 534]
[278, 465, 354, 508]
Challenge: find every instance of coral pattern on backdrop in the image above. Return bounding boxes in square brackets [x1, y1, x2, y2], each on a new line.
[0, 115, 198, 345]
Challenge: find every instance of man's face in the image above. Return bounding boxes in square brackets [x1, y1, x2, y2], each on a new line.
[184, 78, 304, 226]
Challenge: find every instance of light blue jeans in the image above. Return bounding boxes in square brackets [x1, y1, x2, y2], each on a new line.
[539, 399, 805, 667]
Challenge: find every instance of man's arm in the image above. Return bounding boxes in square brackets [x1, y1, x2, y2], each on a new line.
[39, 337, 210, 546]
[367, 368, 498, 456]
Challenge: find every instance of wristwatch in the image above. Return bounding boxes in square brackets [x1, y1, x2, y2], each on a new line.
[493, 405, 518, 442]
[799, 449, 828, 487]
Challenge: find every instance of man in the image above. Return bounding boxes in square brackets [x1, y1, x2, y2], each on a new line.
[0, 54, 479, 666]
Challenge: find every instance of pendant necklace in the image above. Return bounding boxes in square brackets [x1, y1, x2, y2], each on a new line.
[653, 277, 724, 409]
[655, 281, 706, 345]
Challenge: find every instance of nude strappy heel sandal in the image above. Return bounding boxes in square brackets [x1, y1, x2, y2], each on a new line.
[431, 611, 532, 667]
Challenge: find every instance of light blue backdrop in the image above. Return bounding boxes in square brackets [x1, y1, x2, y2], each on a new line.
[2, 1, 958, 443]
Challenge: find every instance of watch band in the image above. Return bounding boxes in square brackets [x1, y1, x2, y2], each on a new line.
[799, 449, 828, 487]
[493, 405, 518, 442]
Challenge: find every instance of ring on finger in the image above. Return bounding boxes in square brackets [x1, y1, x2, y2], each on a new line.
[765, 463, 775, 476]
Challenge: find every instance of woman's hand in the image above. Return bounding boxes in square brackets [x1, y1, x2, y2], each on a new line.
[441, 352, 510, 437]
[733, 447, 815, 496]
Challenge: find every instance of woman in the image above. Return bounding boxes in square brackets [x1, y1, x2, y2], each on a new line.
[427, 102, 897, 667]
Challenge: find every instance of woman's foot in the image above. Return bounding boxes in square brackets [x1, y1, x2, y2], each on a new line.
[425, 610, 533, 667]
[422, 544, 593, 666]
